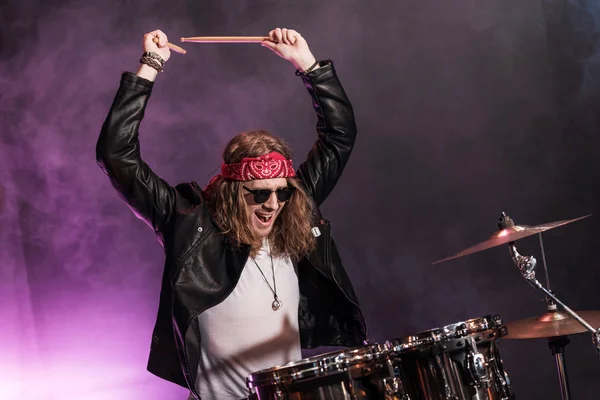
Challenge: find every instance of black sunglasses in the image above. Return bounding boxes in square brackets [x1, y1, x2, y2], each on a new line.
[243, 186, 296, 204]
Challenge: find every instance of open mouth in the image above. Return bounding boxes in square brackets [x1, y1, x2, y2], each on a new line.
[255, 212, 274, 226]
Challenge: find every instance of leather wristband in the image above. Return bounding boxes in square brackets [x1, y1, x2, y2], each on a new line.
[295, 60, 320, 76]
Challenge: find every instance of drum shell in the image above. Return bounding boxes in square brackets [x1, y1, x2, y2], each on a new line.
[246, 345, 396, 400]
[384, 315, 513, 400]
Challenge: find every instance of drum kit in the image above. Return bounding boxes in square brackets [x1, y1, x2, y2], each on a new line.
[244, 213, 600, 399]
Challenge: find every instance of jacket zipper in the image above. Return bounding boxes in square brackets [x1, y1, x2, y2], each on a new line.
[170, 225, 241, 400]
[322, 220, 368, 341]
[319, 219, 360, 308]
[171, 226, 212, 280]
[183, 262, 248, 400]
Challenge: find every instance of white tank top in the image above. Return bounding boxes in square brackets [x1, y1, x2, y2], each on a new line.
[194, 240, 302, 400]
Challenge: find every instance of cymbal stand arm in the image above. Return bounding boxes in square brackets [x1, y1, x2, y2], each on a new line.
[508, 243, 600, 355]
[538, 233, 552, 292]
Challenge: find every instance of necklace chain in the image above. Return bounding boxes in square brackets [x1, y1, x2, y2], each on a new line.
[251, 242, 282, 311]
[252, 254, 277, 298]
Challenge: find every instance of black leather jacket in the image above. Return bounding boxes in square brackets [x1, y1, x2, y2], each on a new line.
[96, 61, 367, 398]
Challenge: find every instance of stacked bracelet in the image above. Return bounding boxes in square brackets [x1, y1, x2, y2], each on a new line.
[140, 52, 165, 73]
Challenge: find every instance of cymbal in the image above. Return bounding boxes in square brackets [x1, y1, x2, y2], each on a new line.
[432, 214, 591, 265]
[503, 310, 600, 339]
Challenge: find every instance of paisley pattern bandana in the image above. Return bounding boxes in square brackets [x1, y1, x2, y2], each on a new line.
[220, 152, 295, 181]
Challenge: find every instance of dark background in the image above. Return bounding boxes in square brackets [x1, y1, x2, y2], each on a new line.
[1, 0, 599, 398]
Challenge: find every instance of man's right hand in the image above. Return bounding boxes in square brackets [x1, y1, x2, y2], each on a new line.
[137, 29, 171, 81]
[143, 30, 171, 62]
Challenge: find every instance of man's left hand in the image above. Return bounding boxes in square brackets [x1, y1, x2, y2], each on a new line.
[261, 28, 318, 73]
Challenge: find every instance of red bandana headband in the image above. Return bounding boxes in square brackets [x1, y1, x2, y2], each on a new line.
[220, 151, 295, 181]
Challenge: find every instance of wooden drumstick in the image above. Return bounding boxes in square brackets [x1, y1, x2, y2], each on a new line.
[180, 36, 270, 43]
[152, 37, 187, 54]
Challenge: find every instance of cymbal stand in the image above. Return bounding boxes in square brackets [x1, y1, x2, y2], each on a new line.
[538, 233, 571, 400]
[507, 242, 600, 400]
[537, 233, 572, 399]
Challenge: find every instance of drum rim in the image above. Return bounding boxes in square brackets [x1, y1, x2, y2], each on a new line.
[384, 314, 504, 352]
[246, 344, 385, 388]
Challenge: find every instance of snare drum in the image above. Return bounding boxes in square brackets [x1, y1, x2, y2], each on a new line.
[246, 344, 398, 399]
[384, 315, 513, 400]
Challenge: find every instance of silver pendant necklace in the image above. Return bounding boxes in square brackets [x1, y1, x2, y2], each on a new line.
[252, 247, 282, 311]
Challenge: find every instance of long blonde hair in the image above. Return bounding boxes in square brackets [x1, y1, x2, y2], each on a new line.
[205, 130, 315, 258]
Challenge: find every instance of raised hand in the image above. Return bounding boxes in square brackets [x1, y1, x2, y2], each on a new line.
[137, 29, 171, 81]
[261, 28, 318, 72]
[143, 29, 171, 62]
